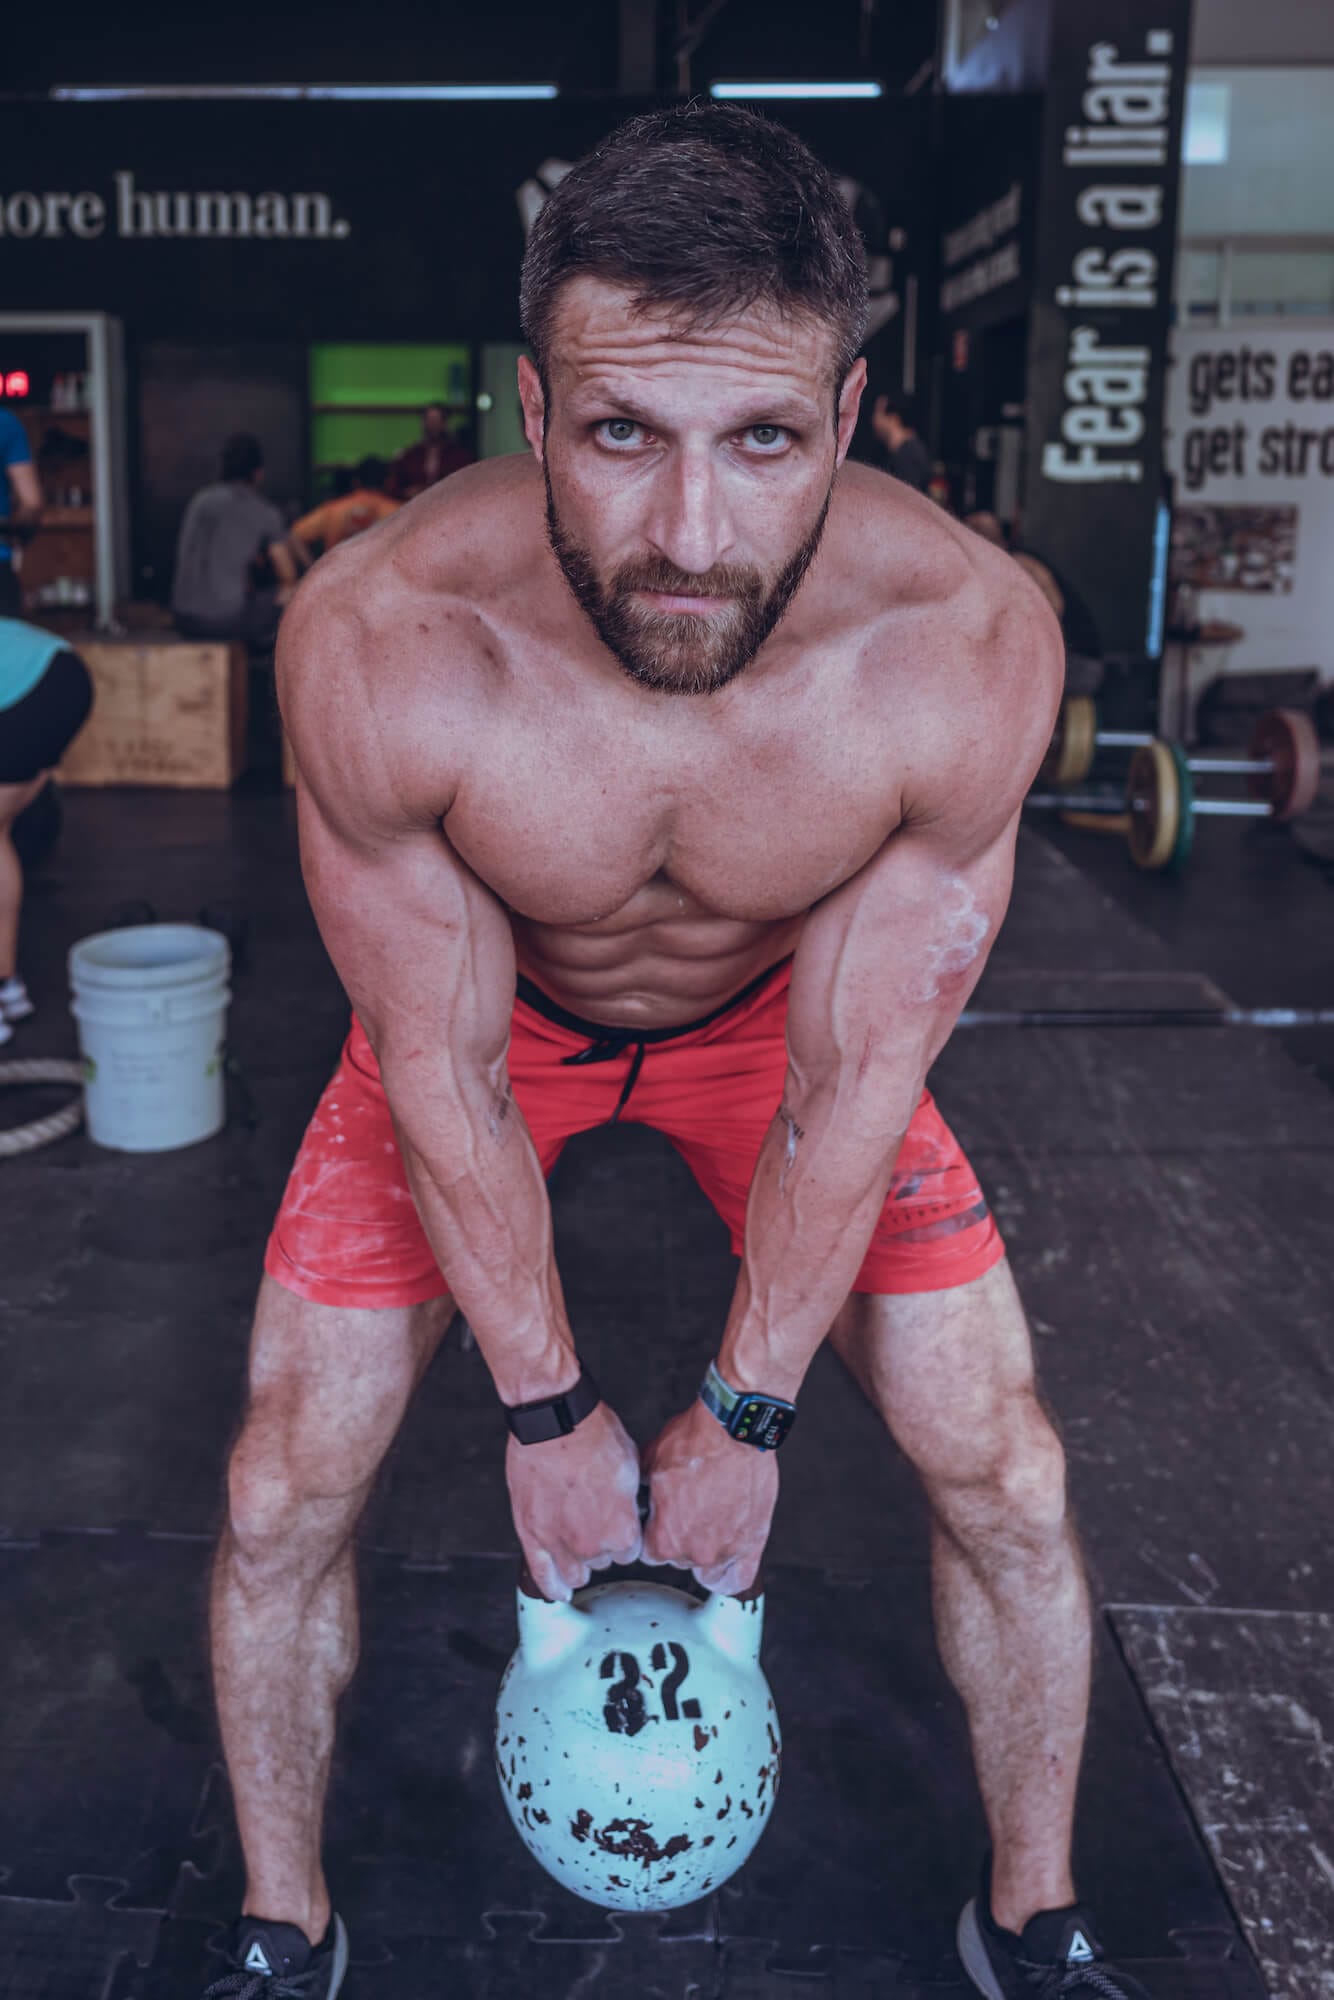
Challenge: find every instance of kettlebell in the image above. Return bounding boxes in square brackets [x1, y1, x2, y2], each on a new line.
[495, 1575, 782, 1911]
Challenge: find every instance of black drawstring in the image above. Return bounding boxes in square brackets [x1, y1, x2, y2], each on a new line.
[561, 1033, 650, 1123]
[515, 959, 789, 1127]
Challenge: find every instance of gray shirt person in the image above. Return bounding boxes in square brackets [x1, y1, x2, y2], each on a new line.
[172, 435, 294, 646]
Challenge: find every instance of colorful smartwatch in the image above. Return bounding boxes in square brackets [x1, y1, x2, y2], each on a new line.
[699, 1359, 797, 1452]
[504, 1364, 601, 1445]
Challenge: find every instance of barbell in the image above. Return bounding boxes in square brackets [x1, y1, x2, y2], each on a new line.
[1028, 739, 1259, 871]
[957, 1005, 1334, 1028]
[1041, 697, 1322, 825]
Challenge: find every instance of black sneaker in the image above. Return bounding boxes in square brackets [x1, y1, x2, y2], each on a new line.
[958, 1857, 1153, 1998]
[202, 1915, 349, 1998]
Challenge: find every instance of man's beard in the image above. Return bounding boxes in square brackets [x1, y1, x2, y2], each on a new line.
[544, 467, 832, 697]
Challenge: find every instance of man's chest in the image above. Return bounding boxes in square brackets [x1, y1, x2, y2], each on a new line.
[441, 695, 901, 929]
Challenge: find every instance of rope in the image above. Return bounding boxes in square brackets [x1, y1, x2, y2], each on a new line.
[0, 1059, 85, 1157]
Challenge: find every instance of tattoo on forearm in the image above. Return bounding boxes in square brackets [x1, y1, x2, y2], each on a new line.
[778, 1104, 805, 1193]
[487, 1083, 515, 1142]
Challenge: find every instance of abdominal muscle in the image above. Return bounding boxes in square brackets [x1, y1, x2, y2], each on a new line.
[511, 875, 806, 1031]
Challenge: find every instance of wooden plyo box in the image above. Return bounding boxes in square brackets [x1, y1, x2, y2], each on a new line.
[59, 637, 248, 788]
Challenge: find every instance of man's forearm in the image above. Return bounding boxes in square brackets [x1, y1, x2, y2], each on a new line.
[381, 1058, 578, 1406]
[719, 1071, 917, 1401]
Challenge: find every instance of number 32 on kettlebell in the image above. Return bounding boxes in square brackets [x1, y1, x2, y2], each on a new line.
[601, 1643, 702, 1733]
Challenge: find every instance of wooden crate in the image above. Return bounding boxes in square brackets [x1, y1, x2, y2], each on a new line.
[59, 637, 248, 788]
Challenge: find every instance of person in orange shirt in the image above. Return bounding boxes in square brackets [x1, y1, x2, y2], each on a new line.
[290, 458, 400, 570]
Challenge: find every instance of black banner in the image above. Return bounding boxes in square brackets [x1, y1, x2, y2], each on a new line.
[0, 100, 930, 347]
[938, 95, 1042, 338]
[1020, 0, 1191, 657]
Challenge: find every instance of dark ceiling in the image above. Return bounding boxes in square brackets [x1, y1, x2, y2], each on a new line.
[9, 0, 941, 96]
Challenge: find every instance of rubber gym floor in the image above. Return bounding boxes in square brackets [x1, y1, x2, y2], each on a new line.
[2, 780, 1332, 2000]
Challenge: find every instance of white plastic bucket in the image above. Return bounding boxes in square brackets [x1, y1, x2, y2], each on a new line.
[68, 924, 232, 1152]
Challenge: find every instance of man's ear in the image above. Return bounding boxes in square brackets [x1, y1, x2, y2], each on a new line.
[835, 357, 868, 466]
[517, 355, 547, 462]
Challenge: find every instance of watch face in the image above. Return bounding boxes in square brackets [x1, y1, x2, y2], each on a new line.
[732, 1397, 795, 1450]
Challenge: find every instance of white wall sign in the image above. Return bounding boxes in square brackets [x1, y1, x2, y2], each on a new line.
[0, 175, 351, 241]
[1164, 325, 1334, 679]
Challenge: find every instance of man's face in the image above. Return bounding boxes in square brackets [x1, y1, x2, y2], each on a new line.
[423, 407, 446, 439]
[520, 279, 865, 696]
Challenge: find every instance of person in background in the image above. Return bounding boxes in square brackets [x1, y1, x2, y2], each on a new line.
[0, 409, 43, 619]
[385, 404, 473, 501]
[289, 458, 400, 572]
[172, 433, 298, 648]
[0, 617, 94, 1041]
[870, 393, 932, 493]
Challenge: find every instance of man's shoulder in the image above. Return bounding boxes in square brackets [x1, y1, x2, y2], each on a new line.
[279, 458, 543, 709]
[833, 463, 1037, 647]
[300, 454, 542, 627]
[829, 467, 1062, 766]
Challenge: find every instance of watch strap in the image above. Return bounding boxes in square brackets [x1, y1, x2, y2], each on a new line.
[505, 1364, 601, 1445]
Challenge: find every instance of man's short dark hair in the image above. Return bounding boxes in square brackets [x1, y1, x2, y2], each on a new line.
[355, 455, 388, 490]
[520, 104, 869, 389]
[221, 432, 264, 483]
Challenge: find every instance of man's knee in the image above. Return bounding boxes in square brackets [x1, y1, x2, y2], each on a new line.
[919, 1395, 1070, 1555]
[223, 1369, 403, 1574]
[224, 1409, 353, 1577]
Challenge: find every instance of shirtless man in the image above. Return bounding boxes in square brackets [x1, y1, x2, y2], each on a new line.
[205, 108, 1150, 2000]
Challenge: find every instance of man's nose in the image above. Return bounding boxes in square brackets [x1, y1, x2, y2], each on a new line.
[644, 448, 736, 580]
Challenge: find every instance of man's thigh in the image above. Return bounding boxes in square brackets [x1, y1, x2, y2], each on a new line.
[266, 1005, 607, 1312]
[827, 1261, 1047, 1487]
[629, 971, 1005, 1290]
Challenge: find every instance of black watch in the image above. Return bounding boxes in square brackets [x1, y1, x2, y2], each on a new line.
[504, 1364, 601, 1445]
[699, 1359, 797, 1451]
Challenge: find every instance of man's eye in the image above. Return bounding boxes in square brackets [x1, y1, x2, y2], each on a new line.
[598, 419, 643, 446]
[745, 426, 788, 450]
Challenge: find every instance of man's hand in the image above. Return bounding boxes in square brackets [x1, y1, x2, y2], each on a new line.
[506, 1401, 644, 1604]
[642, 1402, 779, 1597]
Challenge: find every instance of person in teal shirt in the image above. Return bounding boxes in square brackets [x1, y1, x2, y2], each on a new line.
[0, 617, 94, 1042]
[0, 410, 42, 619]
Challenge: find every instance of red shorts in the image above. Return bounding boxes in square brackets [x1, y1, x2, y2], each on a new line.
[265, 958, 1004, 1310]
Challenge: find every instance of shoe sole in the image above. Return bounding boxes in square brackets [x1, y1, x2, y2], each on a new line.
[328, 1914, 350, 1998]
[956, 1899, 1007, 2000]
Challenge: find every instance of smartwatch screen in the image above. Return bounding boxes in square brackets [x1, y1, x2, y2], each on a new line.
[732, 1397, 796, 1450]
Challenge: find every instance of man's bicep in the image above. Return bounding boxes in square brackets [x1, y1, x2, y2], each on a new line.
[279, 584, 515, 1079]
[299, 783, 517, 1077]
[785, 814, 1019, 1101]
[786, 577, 1063, 1093]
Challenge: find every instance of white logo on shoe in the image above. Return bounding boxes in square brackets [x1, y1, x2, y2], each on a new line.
[244, 1942, 274, 1973]
[1066, 1928, 1096, 1963]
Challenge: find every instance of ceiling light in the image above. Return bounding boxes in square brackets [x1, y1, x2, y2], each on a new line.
[709, 81, 883, 100]
[51, 83, 559, 103]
